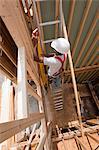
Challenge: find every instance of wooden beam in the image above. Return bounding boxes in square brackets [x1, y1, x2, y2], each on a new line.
[25, 123, 37, 150]
[52, 125, 99, 142]
[37, 85, 50, 150]
[67, 0, 76, 36]
[74, 12, 98, 66]
[27, 82, 42, 101]
[87, 48, 98, 66]
[62, 11, 84, 137]
[27, 61, 40, 86]
[0, 112, 44, 143]
[71, 0, 92, 58]
[33, 0, 45, 54]
[55, 0, 60, 38]
[80, 35, 98, 67]
[0, 40, 17, 67]
[36, 1, 45, 53]
[0, 51, 17, 78]
[64, 64, 99, 76]
[17, 47, 28, 119]
[36, 134, 46, 150]
[0, 65, 15, 82]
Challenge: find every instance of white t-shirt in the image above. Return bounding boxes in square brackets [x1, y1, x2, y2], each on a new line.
[43, 55, 65, 77]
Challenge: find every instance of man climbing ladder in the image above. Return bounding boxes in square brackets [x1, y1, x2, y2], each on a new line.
[32, 29, 70, 78]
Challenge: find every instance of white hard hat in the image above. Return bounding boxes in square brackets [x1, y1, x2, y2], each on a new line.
[51, 38, 70, 54]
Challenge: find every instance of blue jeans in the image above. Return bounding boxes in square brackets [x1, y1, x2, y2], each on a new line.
[52, 75, 61, 89]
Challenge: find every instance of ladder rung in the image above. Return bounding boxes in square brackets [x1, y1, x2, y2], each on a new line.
[35, 0, 47, 2]
[54, 100, 63, 103]
[55, 108, 63, 111]
[40, 20, 60, 26]
[53, 96, 63, 100]
[54, 102, 63, 106]
[43, 39, 56, 44]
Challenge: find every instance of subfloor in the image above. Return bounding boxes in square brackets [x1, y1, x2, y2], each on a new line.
[53, 133, 99, 150]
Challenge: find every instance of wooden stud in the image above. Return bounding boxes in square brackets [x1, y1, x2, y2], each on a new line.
[67, 0, 76, 36]
[27, 82, 42, 102]
[62, 11, 84, 138]
[0, 40, 17, 67]
[55, 0, 60, 38]
[25, 123, 37, 150]
[0, 51, 17, 78]
[16, 47, 28, 119]
[87, 48, 98, 66]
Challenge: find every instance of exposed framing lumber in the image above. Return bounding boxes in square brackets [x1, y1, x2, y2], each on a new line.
[27, 82, 42, 101]
[36, 134, 46, 150]
[67, 0, 76, 36]
[55, 0, 60, 38]
[75, 46, 98, 83]
[62, 11, 84, 137]
[52, 125, 99, 142]
[0, 51, 17, 78]
[25, 123, 37, 150]
[80, 34, 98, 67]
[0, 0, 39, 85]
[74, 12, 98, 66]
[36, 85, 50, 150]
[64, 64, 99, 76]
[33, 0, 45, 54]
[0, 17, 18, 54]
[0, 65, 15, 82]
[0, 112, 44, 143]
[36, 1, 45, 50]
[87, 48, 98, 66]
[71, 0, 92, 58]
[60, 0, 63, 36]
[0, 40, 17, 67]
[88, 70, 99, 81]
[17, 47, 28, 119]
[65, 0, 76, 70]
[27, 61, 40, 86]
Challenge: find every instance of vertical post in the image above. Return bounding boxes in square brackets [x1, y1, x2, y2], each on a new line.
[60, 0, 63, 36]
[16, 47, 29, 140]
[0, 78, 14, 149]
[17, 47, 28, 119]
[37, 85, 50, 150]
[61, 12, 84, 137]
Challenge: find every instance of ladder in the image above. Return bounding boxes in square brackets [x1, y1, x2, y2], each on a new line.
[33, 0, 63, 52]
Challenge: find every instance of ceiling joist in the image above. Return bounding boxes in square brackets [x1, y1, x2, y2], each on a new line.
[74, 12, 98, 67]
[80, 34, 98, 67]
[71, 0, 92, 58]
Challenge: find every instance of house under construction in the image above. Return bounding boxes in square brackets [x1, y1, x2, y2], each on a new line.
[0, 0, 99, 149]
